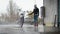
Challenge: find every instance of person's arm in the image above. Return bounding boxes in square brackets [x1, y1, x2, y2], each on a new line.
[28, 9, 34, 15]
[28, 12, 34, 15]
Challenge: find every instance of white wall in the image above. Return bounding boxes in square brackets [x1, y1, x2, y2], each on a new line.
[43, 0, 57, 24]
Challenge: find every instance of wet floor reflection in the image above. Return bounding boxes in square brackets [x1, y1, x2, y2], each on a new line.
[34, 27, 38, 32]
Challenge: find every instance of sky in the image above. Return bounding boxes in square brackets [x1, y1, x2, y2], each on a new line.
[0, 0, 43, 17]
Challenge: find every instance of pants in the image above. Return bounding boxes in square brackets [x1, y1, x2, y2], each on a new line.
[34, 15, 38, 26]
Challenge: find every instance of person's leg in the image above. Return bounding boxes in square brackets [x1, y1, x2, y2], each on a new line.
[35, 15, 38, 27]
[34, 16, 36, 27]
[34, 15, 38, 27]
[21, 18, 24, 28]
[34, 15, 38, 32]
[20, 22, 23, 28]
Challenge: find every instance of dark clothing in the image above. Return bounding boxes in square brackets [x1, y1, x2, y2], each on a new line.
[33, 7, 39, 26]
[33, 8, 39, 16]
[34, 15, 38, 23]
[34, 15, 38, 26]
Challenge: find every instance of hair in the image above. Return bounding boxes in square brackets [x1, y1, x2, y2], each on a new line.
[34, 4, 37, 8]
[34, 4, 36, 7]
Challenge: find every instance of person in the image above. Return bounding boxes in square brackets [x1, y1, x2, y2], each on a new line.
[29, 5, 39, 27]
[20, 12, 24, 28]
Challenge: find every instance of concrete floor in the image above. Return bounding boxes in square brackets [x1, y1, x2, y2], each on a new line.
[0, 24, 60, 34]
